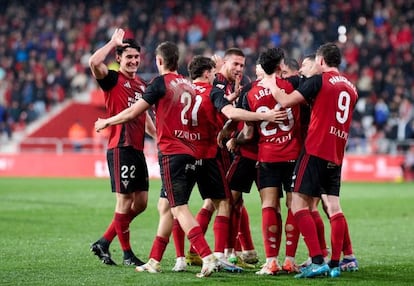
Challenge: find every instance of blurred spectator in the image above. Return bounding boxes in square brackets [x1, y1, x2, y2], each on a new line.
[0, 102, 12, 140]
[68, 119, 88, 152]
[348, 120, 367, 154]
[374, 97, 389, 130]
[0, 0, 412, 156]
[370, 129, 391, 154]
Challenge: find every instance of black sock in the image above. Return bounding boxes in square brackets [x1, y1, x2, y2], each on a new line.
[311, 255, 324, 265]
[123, 249, 135, 259]
[329, 260, 339, 268]
[98, 238, 110, 250]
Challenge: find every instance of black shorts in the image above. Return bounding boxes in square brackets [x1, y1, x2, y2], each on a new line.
[227, 155, 258, 193]
[292, 151, 341, 197]
[257, 161, 295, 196]
[159, 153, 196, 207]
[107, 146, 149, 194]
[195, 158, 230, 200]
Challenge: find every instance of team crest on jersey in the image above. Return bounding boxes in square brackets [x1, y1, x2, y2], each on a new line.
[122, 179, 130, 189]
[123, 81, 132, 88]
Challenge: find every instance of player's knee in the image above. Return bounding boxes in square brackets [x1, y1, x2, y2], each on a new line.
[134, 201, 148, 214]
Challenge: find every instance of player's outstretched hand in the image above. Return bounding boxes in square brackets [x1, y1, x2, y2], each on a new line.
[111, 28, 128, 47]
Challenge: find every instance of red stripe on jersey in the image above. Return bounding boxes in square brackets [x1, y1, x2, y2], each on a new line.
[104, 72, 147, 150]
[154, 74, 198, 156]
[193, 82, 219, 159]
[305, 71, 357, 164]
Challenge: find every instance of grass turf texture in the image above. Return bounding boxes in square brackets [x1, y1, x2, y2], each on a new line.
[0, 178, 413, 285]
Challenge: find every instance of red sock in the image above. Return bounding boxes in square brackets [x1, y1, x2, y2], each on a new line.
[311, 210, 328, 256]
[275, 212, 282, 257]
[285, 209, 300, 257]
[342, 216, 354, 255]
[103, 220, 117, 242]
[228, 202, 242, 250]
[172, 219, 185, 257]
[238, 205, 255, 251]
[262, 207, 278, 258]
[127, 209, 140, 221]
[104, 208, 139, 242]
[294, 209, 322, 258]
[187, 226, 212, 258]
[149, 236, 169, 262]
[213, 215, 229, 253]
[189, 208, 213, 253]
[330, 213, 346, 261]
[114, 213, 131, 251]
[196, 208, 213, 233]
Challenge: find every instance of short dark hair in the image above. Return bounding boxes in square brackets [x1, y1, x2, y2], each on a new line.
[316, 43, 341, 67]
[258, 48, 285, 75]
[155, 41, 179, 71]
[188, 56, 216, 80]
[116, 39, 141, 55]
[284, 57, 300, 71]
[224, 47, 245, 59]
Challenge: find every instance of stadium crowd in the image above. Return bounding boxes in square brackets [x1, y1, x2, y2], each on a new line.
[0, 0, 413, 154]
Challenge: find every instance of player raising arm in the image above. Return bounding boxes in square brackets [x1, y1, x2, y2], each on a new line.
[96, 41, 220, 278]
[89, 28, 155, 267]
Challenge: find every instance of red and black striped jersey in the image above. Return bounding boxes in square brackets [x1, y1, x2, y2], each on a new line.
[297, 71, 358, 165]
[143, 73, 199, 156]
[97, 70, 147, 150]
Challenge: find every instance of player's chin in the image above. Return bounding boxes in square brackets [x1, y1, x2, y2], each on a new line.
[127, 67, 138, 73]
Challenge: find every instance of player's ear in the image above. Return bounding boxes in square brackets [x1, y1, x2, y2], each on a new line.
[156, 55, 163, 66]
[319, 57, 324, 66]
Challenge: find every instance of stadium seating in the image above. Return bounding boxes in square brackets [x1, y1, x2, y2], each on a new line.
[0, 0, 412, 157]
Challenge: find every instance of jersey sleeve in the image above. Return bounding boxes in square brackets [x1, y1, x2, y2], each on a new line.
[210, 80, 231, 112]
[241, 74, 251, 86]
[237, 82, 252, 109]
[285, 75, 301, 89]
[296, 74, 323, 105]
[142, 76, 166, 105]
[96, 70, 118, 91]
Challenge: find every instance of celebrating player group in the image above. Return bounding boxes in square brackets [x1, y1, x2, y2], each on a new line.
[89, 28, 359, 279]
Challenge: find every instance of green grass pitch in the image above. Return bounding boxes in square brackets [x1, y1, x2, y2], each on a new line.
[0, 178, 413, 285]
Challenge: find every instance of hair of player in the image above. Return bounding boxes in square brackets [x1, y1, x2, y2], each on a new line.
[284, 57, 300, 71]
[116, 39, 141, 55]
[316, 42, 341, 67]
[258, 47, 285, 75]
[188, 55, 216, 80]
[156, 41, 179, 71]
[224, 47, 245, 59]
